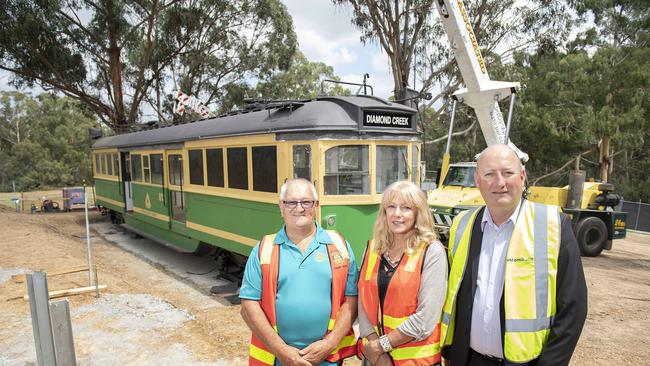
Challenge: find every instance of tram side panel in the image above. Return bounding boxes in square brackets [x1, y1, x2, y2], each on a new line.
[321, 203, 379, 266]
[184, 193, 283, 257]
[92, 151, 126, 213]
[123, 182, 201, 252]
[123, 150, 201, 252]
[95, 178, 125, 212]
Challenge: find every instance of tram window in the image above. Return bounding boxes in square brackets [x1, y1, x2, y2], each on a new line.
[292, 145, 311, 181]
[189, 149, 204, 186]
[113, 153, 120, 177]
[227, 147, 248, 190]
[324, 145, 370, 195]
[106, 154, 113, 176]
[376, 146, 408, 193]
[206, 148, 224, 187]
[94, 154, 100, 174]
[150, 154, 163, 184]
[131, 154, 143, 182]
[411, 145, 419, 184]
[100, 154, 107, 175]
[168, 154, 183, 186]
[143, 155, 151, 183]
[252, 146, 277, 193]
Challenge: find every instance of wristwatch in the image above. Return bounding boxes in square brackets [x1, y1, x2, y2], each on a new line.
[379, 335, 393, 352]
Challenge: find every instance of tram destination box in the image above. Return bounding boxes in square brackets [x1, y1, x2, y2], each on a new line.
[362, 111, 413, 130]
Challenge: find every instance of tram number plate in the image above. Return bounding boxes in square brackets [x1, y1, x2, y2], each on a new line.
[363, 112, 412, 129]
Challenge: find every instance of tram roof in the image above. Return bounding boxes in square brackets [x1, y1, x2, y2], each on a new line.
[92, 96, 418, 149]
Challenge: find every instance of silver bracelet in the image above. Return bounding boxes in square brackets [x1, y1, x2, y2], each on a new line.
[379, 334, 393, 352]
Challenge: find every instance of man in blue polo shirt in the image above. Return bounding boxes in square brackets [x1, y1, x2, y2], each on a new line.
[240, 178, 358, 366]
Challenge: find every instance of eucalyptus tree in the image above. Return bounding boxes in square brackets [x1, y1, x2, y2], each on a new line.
[253, 52, 350, 100]
[0, 91, 98, 191]
[0, 0, 297, 133]
[333, 0, 573, 164]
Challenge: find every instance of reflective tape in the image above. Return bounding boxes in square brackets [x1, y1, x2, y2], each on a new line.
[250, 343, 275, 365]
[505, 316, 554, 332]
[442, 311, 451, 326]
[453, 209, 476, 256]
[390, 343, 441, 360]
[383, 314, 409, 330]
[533, 203, 549, 320]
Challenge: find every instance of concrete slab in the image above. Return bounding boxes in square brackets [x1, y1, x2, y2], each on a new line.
[92, 222, 234, 298]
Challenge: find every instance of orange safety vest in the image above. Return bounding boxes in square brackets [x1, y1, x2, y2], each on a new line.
[248, 231, 357, 366]
[358, 239, 441, 366]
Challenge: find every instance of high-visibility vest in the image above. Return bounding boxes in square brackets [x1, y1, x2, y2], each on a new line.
[248, 230, 357, 366]
[440, 200, 561, 363]
[357, 239, 442, 365]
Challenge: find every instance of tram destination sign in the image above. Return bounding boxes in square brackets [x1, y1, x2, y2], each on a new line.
[363, 111, 413, 129]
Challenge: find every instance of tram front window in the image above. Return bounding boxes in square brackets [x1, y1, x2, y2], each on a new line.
[443, 165, 476, 187]
[293, 145, 311, 181]
[376, 146, 408, 193]
[324, 145, 369, 195]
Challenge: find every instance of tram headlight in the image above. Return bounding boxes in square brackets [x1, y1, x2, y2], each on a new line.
[325, 215, 337, 228]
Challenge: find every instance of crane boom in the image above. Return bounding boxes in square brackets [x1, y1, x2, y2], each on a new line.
[433, 0, 528, 162]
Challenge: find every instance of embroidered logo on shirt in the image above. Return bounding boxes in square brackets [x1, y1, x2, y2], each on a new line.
[330, 252, 346, 267]
[314, 252, 327, 262]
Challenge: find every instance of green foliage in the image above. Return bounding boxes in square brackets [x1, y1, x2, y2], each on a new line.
[0, 0, 297, 132]
[419, 0, 649, 201]
[0, 92, 98, 191]
[488, 0, 650, 200]
[252, 52, 350, 100]
[335, 0, 571, 101]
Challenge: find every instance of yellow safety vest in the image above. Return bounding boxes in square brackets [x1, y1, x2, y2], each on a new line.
[440, 200, 561, 363]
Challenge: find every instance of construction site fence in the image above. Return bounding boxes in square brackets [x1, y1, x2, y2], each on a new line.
[0, 188, 96, 212]
[622, 200, 650, 233]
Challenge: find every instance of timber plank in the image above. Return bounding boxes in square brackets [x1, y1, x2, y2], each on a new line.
[23, 285, 107, 300]
[12, 265, 89, 283]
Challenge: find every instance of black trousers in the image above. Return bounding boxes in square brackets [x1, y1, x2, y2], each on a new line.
[467, 348, 505, 366]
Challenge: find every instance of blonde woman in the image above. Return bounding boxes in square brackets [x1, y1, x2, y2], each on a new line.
[357, 181, 448, 366]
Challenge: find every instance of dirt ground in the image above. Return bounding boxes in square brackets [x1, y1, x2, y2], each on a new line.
[0, 206, 649, 365]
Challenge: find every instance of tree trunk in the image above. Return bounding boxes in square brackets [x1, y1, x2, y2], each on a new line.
[15, 118, 20, 143]
[623, 150, 630, 183]
[599, 135, 611, 182]
[107, 1, 127, 134]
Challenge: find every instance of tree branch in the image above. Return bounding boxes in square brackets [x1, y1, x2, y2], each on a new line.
[530, 147, 596, 186]
[425, 119, 477, 145]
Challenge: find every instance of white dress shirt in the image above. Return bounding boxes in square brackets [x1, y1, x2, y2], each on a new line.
[470, 202, 522, 358]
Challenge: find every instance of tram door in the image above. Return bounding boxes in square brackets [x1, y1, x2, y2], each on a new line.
[167, 151, 185, 223]
[121, 152, 134, 211]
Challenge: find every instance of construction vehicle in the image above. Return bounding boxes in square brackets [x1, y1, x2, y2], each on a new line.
[428, 0, 627, 256]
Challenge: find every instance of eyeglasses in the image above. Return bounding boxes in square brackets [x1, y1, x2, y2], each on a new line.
[282, 200, 316, 209]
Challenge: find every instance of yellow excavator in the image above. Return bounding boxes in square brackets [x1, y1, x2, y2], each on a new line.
[428, 0, 627, 256]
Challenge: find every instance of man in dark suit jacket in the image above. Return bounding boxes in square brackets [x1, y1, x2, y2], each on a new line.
[441, 144, 588, 366]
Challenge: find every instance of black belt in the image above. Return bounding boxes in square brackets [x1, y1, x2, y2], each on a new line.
[470, 348, 504, 364]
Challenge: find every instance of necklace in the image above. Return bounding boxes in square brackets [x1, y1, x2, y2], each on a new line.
[383, 252, 403, 267]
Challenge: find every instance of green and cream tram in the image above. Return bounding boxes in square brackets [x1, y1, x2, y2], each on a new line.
[91, 96, 423, 265]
